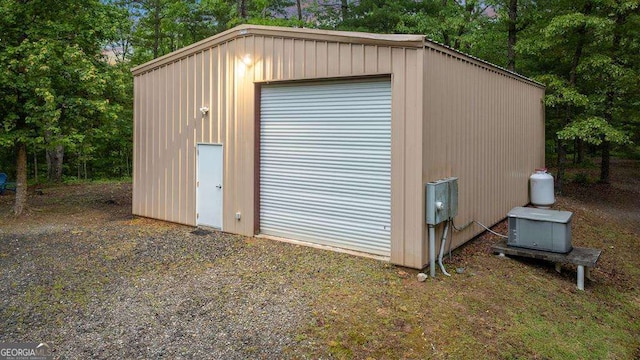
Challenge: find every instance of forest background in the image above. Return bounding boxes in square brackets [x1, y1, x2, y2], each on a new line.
[1, 0, 638, 214]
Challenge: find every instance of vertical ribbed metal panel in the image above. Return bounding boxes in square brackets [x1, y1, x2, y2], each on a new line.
[260, 79, 392, 256]
[422, 48, 546, 266]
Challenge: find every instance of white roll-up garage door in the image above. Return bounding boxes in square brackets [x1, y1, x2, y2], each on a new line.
[260, 79, 391, 256]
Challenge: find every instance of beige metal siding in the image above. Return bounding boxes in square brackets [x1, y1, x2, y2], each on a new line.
[390, 48, 425, 268]
[421, 48, 545, 268]
[133, 34, 424, 266]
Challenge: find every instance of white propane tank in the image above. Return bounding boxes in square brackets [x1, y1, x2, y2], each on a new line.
[530, 168, 555, 208]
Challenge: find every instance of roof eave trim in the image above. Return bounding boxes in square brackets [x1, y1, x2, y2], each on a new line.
[423, 40, 545, 89]
[131, 26, 240, 75]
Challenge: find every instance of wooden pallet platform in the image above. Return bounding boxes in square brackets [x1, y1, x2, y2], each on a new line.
[491, 239, 602, 290]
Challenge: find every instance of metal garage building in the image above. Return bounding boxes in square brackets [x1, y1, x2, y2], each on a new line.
[131, 24, 545, 269]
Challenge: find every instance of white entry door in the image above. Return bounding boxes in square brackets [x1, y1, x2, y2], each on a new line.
[196, 144, 223, 229]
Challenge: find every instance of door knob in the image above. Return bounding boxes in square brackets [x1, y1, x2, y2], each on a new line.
[216, 185, 222, 189]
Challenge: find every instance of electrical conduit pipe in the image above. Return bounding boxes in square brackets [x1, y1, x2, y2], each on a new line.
[438, 221, 451, 276]
[429, 225, 436, 277]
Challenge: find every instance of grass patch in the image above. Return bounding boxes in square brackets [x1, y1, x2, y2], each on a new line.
[297, 160, 640, 358]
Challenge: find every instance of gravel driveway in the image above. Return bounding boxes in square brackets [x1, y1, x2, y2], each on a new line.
[0, 184, 322, 359]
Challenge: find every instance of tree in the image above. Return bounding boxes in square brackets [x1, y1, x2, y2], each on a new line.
[587, 1, 638, 183]
[0, 0, 120, 214]
[518, 0, 638, 189]
[128, 0, 173, 61]
[479, 0, 538, 72]
[129, 0, 245, 62]
[329, 0, 490, 52]
[106, 0, 137, 63]
[334, 0, 414, 33]
[515, 1, 590, 192]
[296, 0, 303, 20]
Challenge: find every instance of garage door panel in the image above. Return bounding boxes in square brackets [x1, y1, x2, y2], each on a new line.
[262, 177, 389, 191]
[261, 118, 390, 124]
[261, 199, 390, 216]
[262, 108, 391, 115]
[263, 206, 388, 226]
[262, 84, 390, 96]
[260, 209, 390, 231]
[262, 161, 390, 174]
[261, 179, 389, 195]
[259, 227, 388, 254]
[263, 148, 389, 156]
[261, 173, 389, 191]
[260, 191, 390, 210]
[260, 218, 390, 244]
[262, 99, 391, 107]
[261, 173, 387, 187]
[260, 79, 391, 256]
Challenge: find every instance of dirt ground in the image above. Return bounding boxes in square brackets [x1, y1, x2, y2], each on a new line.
[561, 159, 640, 233]
[0, 183, 319, 359]
[0, 159, 638, 359]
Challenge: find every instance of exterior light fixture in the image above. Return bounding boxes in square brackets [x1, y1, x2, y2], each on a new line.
[199, 106, 209, 115]
[241, 54, 252, 66]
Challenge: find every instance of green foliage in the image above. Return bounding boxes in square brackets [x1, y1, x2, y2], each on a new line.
[512, 0, 640, 183]
[572, 172, 590, 184]
[558, 117, 632, 145]
[0, 0, 128, 182]
[124, 0, 303, 63]
[537, 75, 589, 109]
[323, 0, 491, 51]
[542, 12, 611, 40]
[2, 0, 639, 185]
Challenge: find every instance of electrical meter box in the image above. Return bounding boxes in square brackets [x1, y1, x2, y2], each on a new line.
[507, 207, 573, 253]
[425, 177, 458, 225]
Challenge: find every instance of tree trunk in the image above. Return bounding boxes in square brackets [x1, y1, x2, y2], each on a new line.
[599, 10, 624, 183]
[568, 2, 591, 85]
[442, 32, 451, 47]
[33, 148, 38, 183]
[441, 0, 450, 47]
[600, 140, 610, 183]
[507, 0, 517, 71]
[557, 1, 591, 194]
[47, 145, 64, 183]
[239, 0, 247, 19]
[153, 0, 161, 58]
[576, 139, 584, 164]
[556, 139, 566, 195]
[124, 151, 129, 177]
[13, 142, 28, 216]
[341, 0, 348, 20]
[296, 0, 302, 21]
